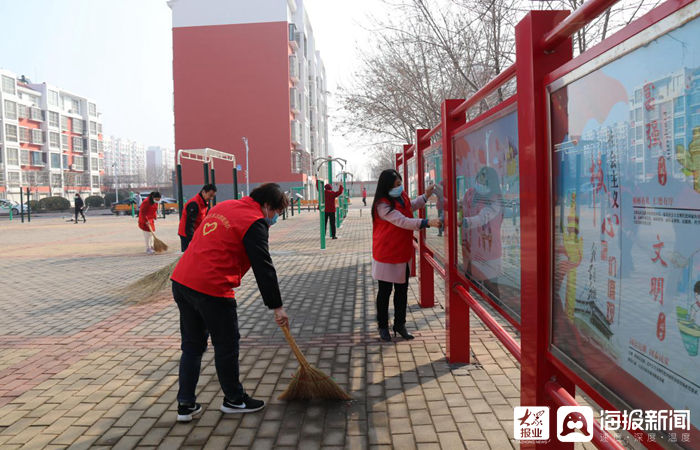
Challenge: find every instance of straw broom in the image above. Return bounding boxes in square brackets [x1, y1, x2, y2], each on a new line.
[148, 224, 168, 253]
[278, 325, 352, 401]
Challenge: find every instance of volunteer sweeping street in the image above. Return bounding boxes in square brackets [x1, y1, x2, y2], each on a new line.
[138, 191, 161, 254]
[372, 169, 439, 342]
[170, 183, 290, 422]
[177, 183, 217, 251]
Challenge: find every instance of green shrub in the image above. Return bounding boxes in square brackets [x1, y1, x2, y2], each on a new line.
[38, 196, 71, 211]
[85, 195, 104, 207]
[28, 200, 41, 212]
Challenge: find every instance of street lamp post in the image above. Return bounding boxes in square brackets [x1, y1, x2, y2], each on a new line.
[242, 137, 250, 196]
[112, 162, 119, 203]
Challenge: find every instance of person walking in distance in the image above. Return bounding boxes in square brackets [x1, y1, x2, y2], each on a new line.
[362, 186, 367, 206]
[178, 184, 217, 252]
[372, 169, 439, 341]
[324, 183, 343, 239]
[138, 191, 161, 254]
[170, 183, 290, 421]
[74, 193, 86, 223]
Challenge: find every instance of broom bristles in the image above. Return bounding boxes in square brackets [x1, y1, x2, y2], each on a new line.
[278, 326, 352, 401]
[151, 233, 168, 253]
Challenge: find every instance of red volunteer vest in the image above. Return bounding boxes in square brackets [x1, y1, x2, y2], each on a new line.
[171, 197, 264, 298]
[372, 191, 414, 263]
[138, 198, 158, 231]
[177, 193, 208, 237]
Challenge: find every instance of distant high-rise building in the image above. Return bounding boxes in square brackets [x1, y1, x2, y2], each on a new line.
[169, 0, 329, 199]
[103, 136, 146, 189]
[0, 69, 105, 202]
[146, 145, 175, 185]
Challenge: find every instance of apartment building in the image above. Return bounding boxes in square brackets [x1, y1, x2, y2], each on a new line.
[103, 136, 146, 189]
[169, 0, 329, 199]
[146, 146, 175, 186]
[0, 69, 104, 202]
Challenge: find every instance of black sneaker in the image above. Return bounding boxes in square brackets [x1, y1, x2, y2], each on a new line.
[176, 402, 202, 422]
[220, 394, 265, 414]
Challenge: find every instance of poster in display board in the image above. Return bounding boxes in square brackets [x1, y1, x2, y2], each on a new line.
[453, 104, 521, 321]
[550, 8, 700, 442]
[423, 145, 446, 260]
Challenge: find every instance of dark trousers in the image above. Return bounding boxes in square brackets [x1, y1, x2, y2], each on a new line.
[74, 208, 85, 222]
[324, 212, 336, 237]
[376, 265, 410, 329]
[180, 236, 191, 252]
[172, 281, 244, 404]
[362, 197, 367, 206]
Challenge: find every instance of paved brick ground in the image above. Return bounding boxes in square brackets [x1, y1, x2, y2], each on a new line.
[0, 200, 582, 449]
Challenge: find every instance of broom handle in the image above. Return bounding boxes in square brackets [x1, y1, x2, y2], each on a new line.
[280, 325, 310, 368]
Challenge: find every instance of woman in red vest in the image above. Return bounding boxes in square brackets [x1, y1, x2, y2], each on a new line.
[372, 169, 440, 341]
[170, 183, 289, 421]
[138, 191, 161, 254]
[178, 184, 217, 252]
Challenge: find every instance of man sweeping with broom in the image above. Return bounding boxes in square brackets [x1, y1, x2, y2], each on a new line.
[170, 183, 290, 422]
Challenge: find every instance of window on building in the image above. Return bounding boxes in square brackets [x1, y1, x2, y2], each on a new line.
[98, 158, 104, 170]
[4, 100, 16, 119]
[72, 136, 83, 152]
[92, 175, 99, 187]
[73, 156, 84, 170]
[97, 123, 102, 133]
[89, 103, 96, 116]
[48, 111, 59, 128]
[8, 172, 20, 186]
[91, 157, 98, 169]
[19, 127, 30, 142]
[61, 134, 69, 150]
[5, 124, 18, 142]
[20, 149, 29, 165]
[0, 146, 2, 164]
[7, 147, 19, 165]
[62, 154, 68, 168]
[30, 151, 43, 166]
[1, 75, 15, 94]
[17, 104, 28, 119]
[31, 129, 44, 144]
[98, 140, 104, 152]
[50, 153, 61, 168]
[51, 173, 62, 186]
[61, 115, 69, 131]
[73, 119, 83, 134]
[89, 121, 97, 134]
[48, 90, 59, 106]
[71, 98, 80, 114]
[30, 107, 43, 121]
[90, 139, 97, 153]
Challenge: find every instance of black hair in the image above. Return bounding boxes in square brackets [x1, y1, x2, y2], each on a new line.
[695, 280, 700, 295]
[250, 183, 289, 211]
[201, 184, 217, 193]
[471, 166, 503, 207]
[371, 169, 402, 223]
[148, 191, 161, 202]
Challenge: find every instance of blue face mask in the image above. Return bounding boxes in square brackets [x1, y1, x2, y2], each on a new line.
[475, 183, 489, 195]
[265, 213, 279, 226]
[388, 185, 403, 198]
[263, 206, 278, 226]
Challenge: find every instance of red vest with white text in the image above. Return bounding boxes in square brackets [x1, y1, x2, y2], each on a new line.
[171, 197, 264, 298]
[372, 191, 414, 263]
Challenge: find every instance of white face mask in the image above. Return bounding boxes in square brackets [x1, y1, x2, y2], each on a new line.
[475, 183, 489, 195]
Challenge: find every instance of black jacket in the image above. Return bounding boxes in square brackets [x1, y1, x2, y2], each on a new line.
[242, 219, 283, 309]
[75, 197, 84, 210]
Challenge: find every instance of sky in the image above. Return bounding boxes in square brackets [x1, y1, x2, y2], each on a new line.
[0, 0, 386, 179]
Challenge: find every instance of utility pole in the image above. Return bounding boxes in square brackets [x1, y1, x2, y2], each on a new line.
[242, 137, 250, 195]
[112, 162, 119, 203]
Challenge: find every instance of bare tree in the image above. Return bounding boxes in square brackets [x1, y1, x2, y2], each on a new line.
[338, 0, 660, 157]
